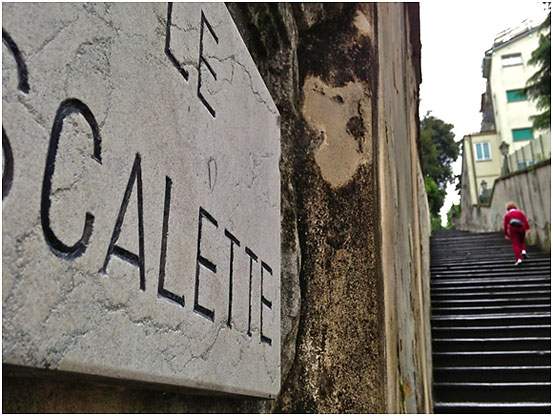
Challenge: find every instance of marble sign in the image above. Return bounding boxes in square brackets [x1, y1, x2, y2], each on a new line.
[2, 2, 280, 398]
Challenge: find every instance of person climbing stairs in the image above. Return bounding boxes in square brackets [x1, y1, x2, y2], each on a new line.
[430, 229, 551, 413]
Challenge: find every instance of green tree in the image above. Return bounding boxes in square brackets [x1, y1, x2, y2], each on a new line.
[420, 112, 460, 229]
[525, 11, 551, 130]
[425, 176, 445, 219]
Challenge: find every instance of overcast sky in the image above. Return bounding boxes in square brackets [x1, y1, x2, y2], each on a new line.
[419, 0, 549, 224]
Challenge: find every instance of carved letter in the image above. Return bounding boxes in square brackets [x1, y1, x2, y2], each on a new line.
[194, 207, 218, 321]
[2, 128, 14, 200]
[260, 261, 273, 345]
[158, 176, 185, 306]
[41, 99, 102, 259]
[101, 153, 145, 291]
[245, 247, 258, 337]
[165, 2, 189, 82]
[2, 29, 30, 93]
[2, 29, 30, 200]
[197, 10, 218, 117]
[224, 229, 240, 328]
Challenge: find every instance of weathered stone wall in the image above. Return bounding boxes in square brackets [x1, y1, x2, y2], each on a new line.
[3, 3, 430, 413]
[376, 5, 431, 413]
[457, 160, 551, 252]
[229, 3, 430, 413]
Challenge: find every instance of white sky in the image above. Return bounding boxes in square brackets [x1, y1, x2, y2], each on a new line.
[419, 0, 549, 225]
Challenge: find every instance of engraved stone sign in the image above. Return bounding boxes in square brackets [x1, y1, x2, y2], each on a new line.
[2, 3, 280, 398]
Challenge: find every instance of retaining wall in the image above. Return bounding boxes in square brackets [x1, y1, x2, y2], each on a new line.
[457, 159, 550, 252]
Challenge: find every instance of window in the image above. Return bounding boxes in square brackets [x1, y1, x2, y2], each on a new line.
[512, 128, 533, 141]
[502, 53, 523, 67]
[506, 89, 527, 102]
[475, 142, 491, 161]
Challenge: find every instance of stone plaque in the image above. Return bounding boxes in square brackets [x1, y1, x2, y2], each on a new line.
[2, 3, 280, 398]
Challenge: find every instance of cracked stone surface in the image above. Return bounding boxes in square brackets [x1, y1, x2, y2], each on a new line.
[3, 3, 280, 399]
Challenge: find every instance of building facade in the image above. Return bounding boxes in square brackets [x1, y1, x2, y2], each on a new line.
[482, 18, 551, 160]
[461, 131, 503, 205]
[463, 17, 550, 206]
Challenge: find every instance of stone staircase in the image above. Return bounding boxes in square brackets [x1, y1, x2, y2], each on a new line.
[430, 229, 551, 413]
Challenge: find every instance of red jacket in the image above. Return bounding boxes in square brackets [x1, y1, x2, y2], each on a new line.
[503, 209, 529, 235]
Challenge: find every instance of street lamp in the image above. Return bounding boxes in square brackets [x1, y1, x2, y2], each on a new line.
[499, 141, 510, 175]
[480, 180, 489, 203]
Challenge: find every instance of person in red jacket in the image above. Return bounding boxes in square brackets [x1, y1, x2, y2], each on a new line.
[503, 202, 530, 265]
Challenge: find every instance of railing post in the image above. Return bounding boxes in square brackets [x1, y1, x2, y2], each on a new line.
[522, 145, 527, 168]
[530, 140, 536, 164]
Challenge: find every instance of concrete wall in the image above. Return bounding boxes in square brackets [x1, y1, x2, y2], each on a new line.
[3, 3, 431, 413]
[457, 159, 551, 252]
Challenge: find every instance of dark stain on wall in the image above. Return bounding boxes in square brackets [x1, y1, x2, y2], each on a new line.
[230, 3, 386, 413]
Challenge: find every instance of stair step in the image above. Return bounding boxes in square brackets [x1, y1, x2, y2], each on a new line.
[432, 304, 551, 314]
[430, 230, 551, 408]
[432, 324, 551, 338]
[432, 297, 550, 306]
[433, 337, 551, 352]
[433, 350, 551, 366]
[432, 260, 551, 268]
[432, 250, 550, 255]
[431, 282, 550, 291]
[431, 269, 551, 279]
[431, 290, 551, 300]
[432, 260, 551, 269]
[432, 285, 550, 293]
[434, 401, 551, 414]
[431, 312, 551, 328]
[434, 382, 551, 402]
[434, 365, 551, 382]
[432, 276, 551, 287]
[432, 261, 551, 269]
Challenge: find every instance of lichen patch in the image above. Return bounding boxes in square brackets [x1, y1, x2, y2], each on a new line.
[302, 76, 372, 188]
[353, 11, 373, 39]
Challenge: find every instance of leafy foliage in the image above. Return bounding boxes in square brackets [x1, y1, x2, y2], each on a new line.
[424, 176, 445, 217]
[420, 112, 460, 229]
[430, 214, 443, 230]
[525, 11, 551, 130]
[420, 114, 458, 189]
